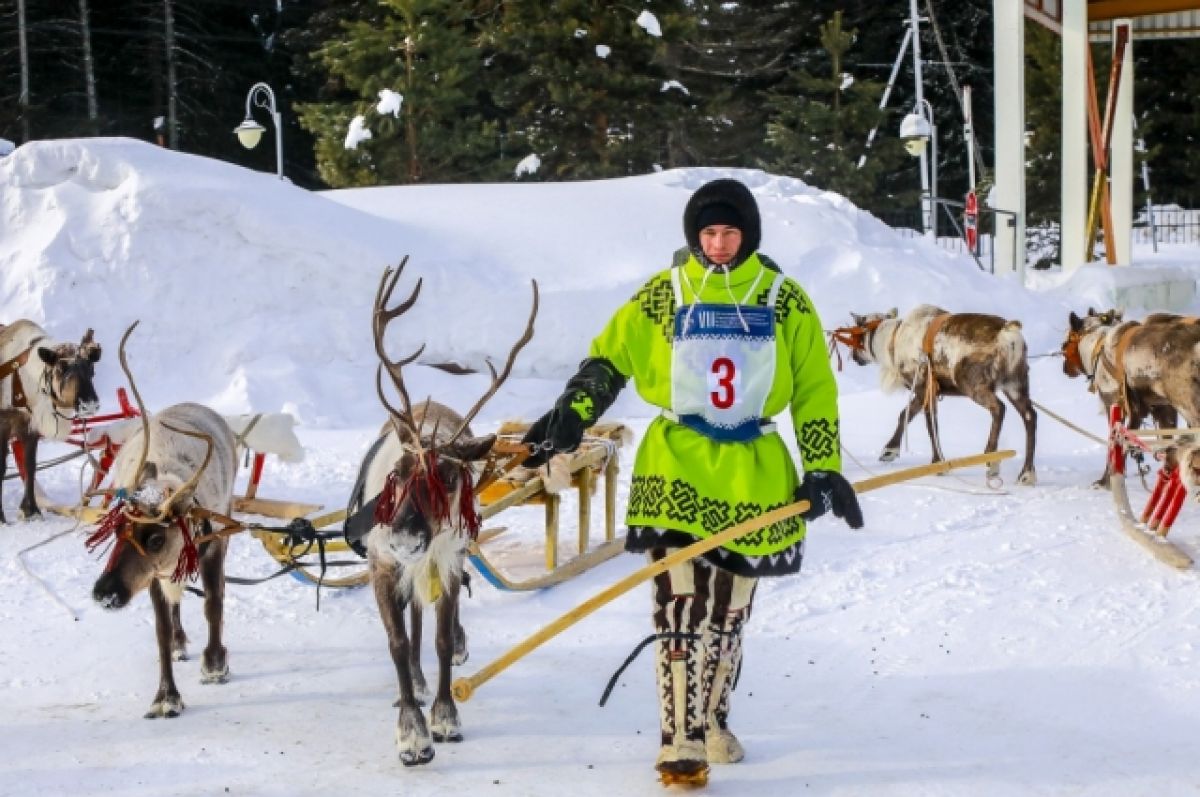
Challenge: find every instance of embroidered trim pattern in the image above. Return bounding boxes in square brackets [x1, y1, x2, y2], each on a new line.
[799, 418, 838, 463]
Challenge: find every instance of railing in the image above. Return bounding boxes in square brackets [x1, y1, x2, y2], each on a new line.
[1132, 209, 1200, 246]
[875, 200, 998, 272]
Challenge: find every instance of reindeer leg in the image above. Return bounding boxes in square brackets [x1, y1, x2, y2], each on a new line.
[963, 386, 1004, 477]
[452, 596, 468, 666]
[170, 602, 188, 661]
[198, 538, 230, 684]
[1002, 382, 1038, 486]
[146, 579, 185, 718]
[430, 578, 463, 743]
[373, 563, 434, 766]
[17, 430, 41, 520]
[0, 428, 9, 524]
[406, 602, 429, 705]
[881, 390, 925, 462]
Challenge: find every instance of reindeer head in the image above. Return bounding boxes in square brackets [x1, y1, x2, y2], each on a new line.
[1062, 308, 1119, 378]
[89, 323, 213, 609]
[36, 328, 102, 418]
[369, 258, 538, 558]
[845, 309, 898, 366]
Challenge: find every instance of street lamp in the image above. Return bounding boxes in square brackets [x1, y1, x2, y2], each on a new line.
[900, 100, 938, 238]
[234, 82, 283, 179]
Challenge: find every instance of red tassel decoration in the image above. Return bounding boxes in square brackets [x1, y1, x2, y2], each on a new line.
[374, 470, 400, 526]
[171, 517, 200, 583]
[85, 501, 127, 553]
[457, 466, 481, 540]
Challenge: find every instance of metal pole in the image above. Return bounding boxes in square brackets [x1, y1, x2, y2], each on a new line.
[273, 109, 283, 180]
[1141, 159, 1157, 253]
[909, 0, 932, 237]
[964, 85, 975, 190]
[858, 25, 913, 169]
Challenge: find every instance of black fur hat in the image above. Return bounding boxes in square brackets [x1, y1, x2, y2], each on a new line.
[683, 178, 761, 267]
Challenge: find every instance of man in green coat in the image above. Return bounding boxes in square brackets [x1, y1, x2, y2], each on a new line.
[523, 177, 863, 785]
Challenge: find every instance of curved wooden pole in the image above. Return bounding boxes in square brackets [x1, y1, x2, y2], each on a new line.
[452, 449, 1016, 702]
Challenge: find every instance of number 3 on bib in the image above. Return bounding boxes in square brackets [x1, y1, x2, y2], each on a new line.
[711, 357, 736, 409]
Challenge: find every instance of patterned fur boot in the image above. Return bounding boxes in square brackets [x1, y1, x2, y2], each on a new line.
[655, 635, 709, 786]
[702, 577, 754, 764]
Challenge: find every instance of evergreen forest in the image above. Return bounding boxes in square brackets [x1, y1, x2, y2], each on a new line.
[2, 1, 1197, 246]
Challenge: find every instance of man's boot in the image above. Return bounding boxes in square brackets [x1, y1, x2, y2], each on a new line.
[702, 574, 755, 764]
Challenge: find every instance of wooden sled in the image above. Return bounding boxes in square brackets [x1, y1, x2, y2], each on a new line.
[470, 421, 628, 591]
[1107, 406, 1194, 570]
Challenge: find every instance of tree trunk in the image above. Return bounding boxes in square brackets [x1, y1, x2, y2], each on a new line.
[17, 0, 30, 142]
[80, 0, 99, 133]
[164, 0, 178, 149]
[403, 35, 420, 182]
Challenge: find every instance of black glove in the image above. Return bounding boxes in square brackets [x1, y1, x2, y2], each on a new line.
[794, 470, 863, 529]
[522, 357, 627, 467]
[520, 401, 588, 468]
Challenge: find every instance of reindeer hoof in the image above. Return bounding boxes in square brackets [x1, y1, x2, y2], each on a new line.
[171, 648, 189, 662]
[879, 448, 899, 463]
[399, 746, 435, 766]
[396, 726, 435, 766]
[452, 648, 469, 667]
[1017, 470, 1037, 487]
[17, 509, 43, 522]
[200, 663, 230, 684]
[430, 699, 462, 742]
[145, 696, 185, 718]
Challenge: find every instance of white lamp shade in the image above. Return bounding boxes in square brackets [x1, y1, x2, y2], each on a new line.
[234, 119, 265, 149]
[899, 112, 932, 157]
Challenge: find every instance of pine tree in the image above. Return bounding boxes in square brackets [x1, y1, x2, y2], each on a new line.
[762, 11, 902, 210]
[485, 1, 692, 179]
[667, 0, 820, 167]
[297, 0, 502, 187]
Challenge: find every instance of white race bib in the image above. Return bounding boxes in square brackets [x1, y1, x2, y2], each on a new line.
[669, 268, 781, 442]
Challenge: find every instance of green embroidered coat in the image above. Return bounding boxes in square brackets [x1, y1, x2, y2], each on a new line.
[590, 252, 842, 563]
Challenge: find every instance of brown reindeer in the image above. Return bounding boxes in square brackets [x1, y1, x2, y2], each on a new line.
[88, 324, 238, 718]
[1065, 307, 1200, 417]
[845, 304, 1037, 485]
[362, 259, 537, 766]
[1061, 308, 1184, 487]
[1, 320, 102, 521]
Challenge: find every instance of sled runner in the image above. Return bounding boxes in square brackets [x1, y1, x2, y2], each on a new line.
[1106, 405, 1194, 570]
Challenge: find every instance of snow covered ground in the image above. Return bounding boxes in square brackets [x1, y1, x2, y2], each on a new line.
[2, 139, 1199, 796]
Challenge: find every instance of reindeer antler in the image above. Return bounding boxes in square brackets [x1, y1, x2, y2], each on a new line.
[117, 321, 152, 489]
[372, 257, 425, 443]
[448, 279, 539, 445]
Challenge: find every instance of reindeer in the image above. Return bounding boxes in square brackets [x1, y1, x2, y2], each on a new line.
[88, 324, 238, 718]
[1061, 309, 1186, 487]
[844, 304, 1037, 485]
[1, 320, 102, 521]
[362, 258, 536, 766]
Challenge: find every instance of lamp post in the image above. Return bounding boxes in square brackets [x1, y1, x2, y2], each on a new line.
[234, 82, 283, 179]
[898, 0, 937, 238]
[900, 100, 937, 239]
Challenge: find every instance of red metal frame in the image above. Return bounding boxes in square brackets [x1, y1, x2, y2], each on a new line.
[9, 388, 271, 504]
[1109, 404, 1188, 536]
[9, 388, 140, 491]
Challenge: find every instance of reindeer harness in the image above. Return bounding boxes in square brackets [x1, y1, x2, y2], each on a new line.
[919, 313, 953, 411]
[0, 345, 35, 411]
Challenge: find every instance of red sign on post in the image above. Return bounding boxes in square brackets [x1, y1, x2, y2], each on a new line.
[964, 191, 979, 253]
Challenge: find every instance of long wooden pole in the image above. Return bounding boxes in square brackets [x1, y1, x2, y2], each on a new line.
[452, 449, 1015, 702]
